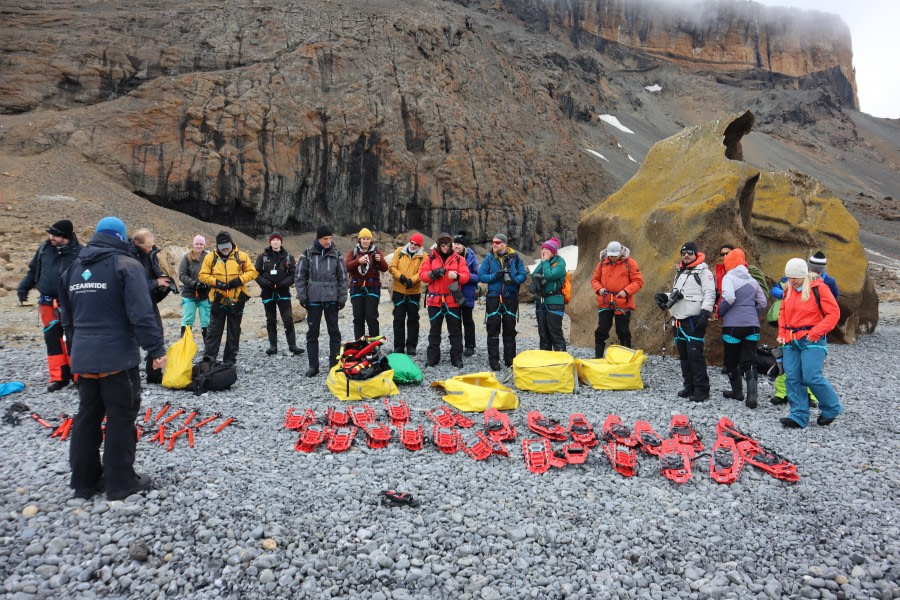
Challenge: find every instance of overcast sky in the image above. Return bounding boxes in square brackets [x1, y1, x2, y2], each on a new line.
[756, 0, 899, 119]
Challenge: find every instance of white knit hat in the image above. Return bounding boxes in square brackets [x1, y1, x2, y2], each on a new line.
[785, 258, 808, 278]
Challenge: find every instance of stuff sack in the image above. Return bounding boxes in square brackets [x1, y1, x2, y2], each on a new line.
[327, 365, 399, 401]
[386, 352, 423, 384]
[512, 350, 577, 393]
[766, 299, 782, 327]
[162, 326, 198, 389]
[192, 359, 237, 395]
[575, 345, 647, 390]
[431, 372, 518, 412]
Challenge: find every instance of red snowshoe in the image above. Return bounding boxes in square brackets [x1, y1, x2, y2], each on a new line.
[399, 423, 424, 451]
[383, 398, 410, 426]
[294, 424, 330, 452]
[433, 425, 462, 454]
[284, 407, 316, 431]
[601, 415, 637, 447]
[327, 426, 358, 453]
[710, 435, 743, 484]
[737, 440, 800, 482]
[527, 411, 567, 441]
[602, 440, 638, 477]
[362, 422, 392, 449]
[522, 438, 552, 474]
[568, 414, 598, 447]
[350, 404, 377, 428]
[563, 442, 589, 465]
[425, 406, 456, 428]
[669, 415, 704, 452]
[326, 406, 351, 427]
[483, 408, 517, 442]
[549, 447, 569, 469]
[633, 420, 665, 456]
[715, 416, 756, 443]
[658, 438, 694, 484]
[462, 431, 494, 461]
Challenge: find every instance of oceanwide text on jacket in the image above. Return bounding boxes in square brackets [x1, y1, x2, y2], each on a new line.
[419, 250, 471, 308]
[389, 244, 425, 294]
[255, 247, 296, 300]
[296, 242, 348, 304]
[59, 233, 165, 374]
[590, 247, 643, 311]
[777, 278, 840, 342]
[197, 245, 258, 304]
[478, 248, 526, 299]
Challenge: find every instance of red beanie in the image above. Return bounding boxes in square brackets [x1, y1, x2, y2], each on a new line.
[409, 233, 424, 246]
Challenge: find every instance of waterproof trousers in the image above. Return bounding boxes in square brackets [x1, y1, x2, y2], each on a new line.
[485, 297, 518, 366]
[70, 367, 142, 496]
[264, 297, 297, 350]
[205, 301, 245, 365]
[181, 297, 210, 328]
[391, 292, 420, 354]
[350, 286, 380, 339]
[306, 303, 341, 369]
[39, 302, 72, 383]
[427, 305, 462, 365]
[782, 337, 843, 427]
[674, 316, 708, 395]
[145, 306, 164, 383]
[536, 301, 566, 352]
[461, 305, 476, 352]
[594, 309, 631, 358]
[722, 326, 759, 375]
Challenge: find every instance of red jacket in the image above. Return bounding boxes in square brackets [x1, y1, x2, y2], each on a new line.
[345, 245, 388, 288]
[419, 250, 471, 308]
[590, 254, 643, 311]
[778, 278, 840, 342]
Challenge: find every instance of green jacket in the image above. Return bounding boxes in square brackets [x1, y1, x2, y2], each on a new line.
[532, 255, 567, 306]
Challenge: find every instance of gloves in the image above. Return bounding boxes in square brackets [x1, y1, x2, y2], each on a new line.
[654, 292, 669, 310]
[699, 309, 711, 321]
[430, 267, 445, 279]
[399, 275, 411, 287]
[215, 281, 228, 290]
[494, 271, 504, 282]
[227, 278, 242, 289]
[336, 301, 346, 310]
[17, 292, 27, 304]
[404, 277, 414, 289]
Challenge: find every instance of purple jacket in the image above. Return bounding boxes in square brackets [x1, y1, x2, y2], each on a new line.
[718, 266, 766, 327]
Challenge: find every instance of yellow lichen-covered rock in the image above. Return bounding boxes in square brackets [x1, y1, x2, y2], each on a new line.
[570, 110, 877, 357]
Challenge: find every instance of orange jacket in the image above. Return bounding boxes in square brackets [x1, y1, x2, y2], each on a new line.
[419, 250, 471, 308]
[590, 253, 643, 311]
[778, 278, 840, 342]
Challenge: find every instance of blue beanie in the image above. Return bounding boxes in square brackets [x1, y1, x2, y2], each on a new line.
[95, 216, 127, 241]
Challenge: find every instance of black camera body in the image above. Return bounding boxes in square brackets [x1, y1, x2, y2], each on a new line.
[655, 290, 683, 310]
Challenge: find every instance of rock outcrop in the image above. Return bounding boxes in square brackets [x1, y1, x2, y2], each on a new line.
[569, 111, 877, 357]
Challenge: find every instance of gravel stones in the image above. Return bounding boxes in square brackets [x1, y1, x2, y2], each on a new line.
[0, 316, 898, 598]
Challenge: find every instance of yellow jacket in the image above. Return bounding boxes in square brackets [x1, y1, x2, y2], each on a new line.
[198, 245, 258, 303]
[388, 243, 425, 294]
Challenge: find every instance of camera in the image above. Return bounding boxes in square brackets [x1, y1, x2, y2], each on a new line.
[655, 290, 683, 310]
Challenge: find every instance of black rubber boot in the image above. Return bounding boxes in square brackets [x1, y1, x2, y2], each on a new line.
[266, 322, 278, 355]
[677, 388, 694, 398]
[722, 369, 743, 401]
[180, 326, 186, 338]
[745, 366, 758, 409]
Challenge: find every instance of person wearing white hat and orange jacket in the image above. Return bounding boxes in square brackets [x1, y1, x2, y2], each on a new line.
[590, 240, 644, 358]
[345, 228, 389, 340]
[776, 258, 843, 429]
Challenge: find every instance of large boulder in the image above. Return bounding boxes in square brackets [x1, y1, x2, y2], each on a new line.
[570, 110, 877, 359]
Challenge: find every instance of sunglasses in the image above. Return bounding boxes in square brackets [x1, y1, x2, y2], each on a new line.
[492, 240, 503, 245]
[439, 242, 451, 246]
[408, 242, 419, 247]
[720, 251, 730, 257]
[681, 251, 695, 256]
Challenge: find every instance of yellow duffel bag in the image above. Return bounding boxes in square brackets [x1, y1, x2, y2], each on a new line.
[576, 345, 647, 390]
[327, 365, 399, 401]
[162, 326, 198, 389]
[512, 350, 578, 393]
[431, 372, 518, 412]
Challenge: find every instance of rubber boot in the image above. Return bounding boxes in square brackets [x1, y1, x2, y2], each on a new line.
[265, 322, 278, 355]
[745, 366, 758, 409]
[722, 369, 743, 401]
[594, 343, 605, 360]
[180, 326, 186, 338]
[286, 326, 303, 355]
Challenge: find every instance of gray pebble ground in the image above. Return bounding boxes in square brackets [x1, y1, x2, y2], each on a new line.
[1, 310, 898, 600]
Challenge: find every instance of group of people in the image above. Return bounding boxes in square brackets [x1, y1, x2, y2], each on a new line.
[17, 216, 845, 501]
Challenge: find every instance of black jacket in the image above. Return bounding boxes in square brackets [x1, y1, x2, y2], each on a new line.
[254, 247, 296, 300]
[18, 236, 83, 302]
[59, 233, 166, 374]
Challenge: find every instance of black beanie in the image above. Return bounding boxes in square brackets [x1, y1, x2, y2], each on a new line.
[680, 242, 698, 255]
[453, 231, 467, 246]
[215, 231, 233, 246]
[47, 219, 74, 238]
[316, 225, 333, 239]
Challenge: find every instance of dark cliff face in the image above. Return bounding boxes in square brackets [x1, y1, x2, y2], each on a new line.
[0, 0, 866, 248]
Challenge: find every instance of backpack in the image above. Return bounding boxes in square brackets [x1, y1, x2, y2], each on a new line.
[756, 345, 779, 380]
[561, 272, 572, 304]
[192, 359, 237, 395]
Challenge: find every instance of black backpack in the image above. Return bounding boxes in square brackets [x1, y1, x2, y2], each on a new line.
[192, 359, 237, 395]
[757, 345, 780, 380]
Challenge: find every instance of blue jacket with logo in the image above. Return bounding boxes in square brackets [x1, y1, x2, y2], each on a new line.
[478, 248, 527, 299]
[59, 233, 166, 374]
